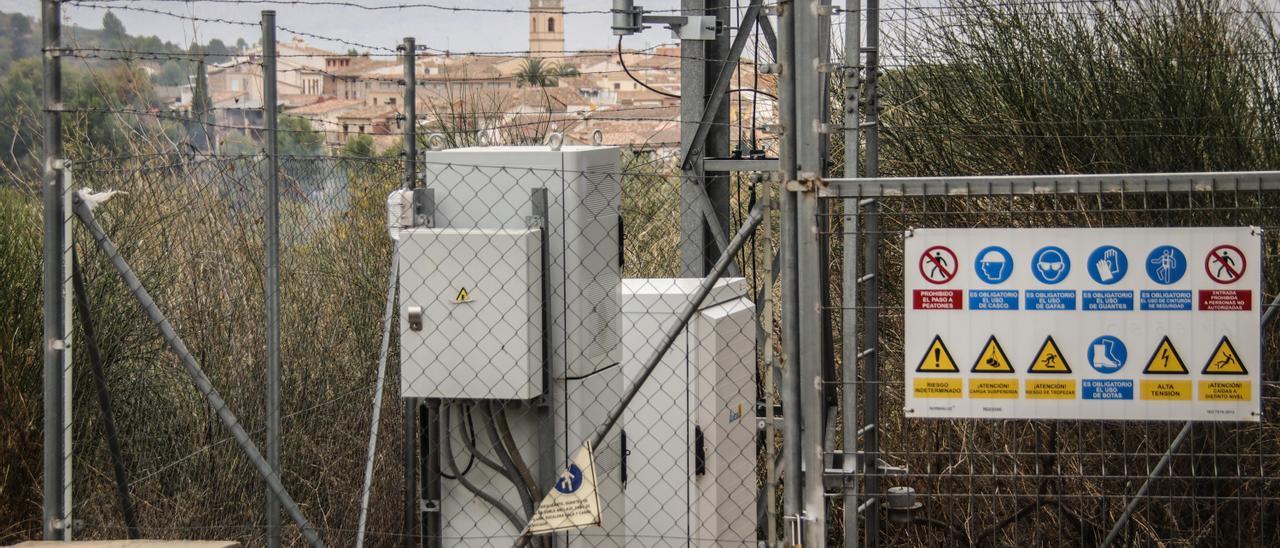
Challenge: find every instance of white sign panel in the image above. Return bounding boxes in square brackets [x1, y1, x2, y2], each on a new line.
[904, 227, 1261, 421]
[523, 441, 602, 535]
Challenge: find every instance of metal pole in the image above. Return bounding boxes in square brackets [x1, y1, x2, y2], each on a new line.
[795, 0, 828, 544]
[860, 1, 882, 545]
[404, 400, 417, 548]
[761, 176, 779, 546]
[355, 254, 398, 548]
[404, 37, 417, 188]
[679, 0, 732, 276]
[73, 196, 326, 548]
[776, 0, 803, 543]
[72, 252, 140, 539]
[41, 0, 67, 539]
[261, 11, 282, 548]
[841, 0, 863, 545]
[591, 203, 765, 451]
[401, 36, 421, 548]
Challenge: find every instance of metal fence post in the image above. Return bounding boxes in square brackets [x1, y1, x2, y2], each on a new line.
[261, 10, 282, 548]
[795, 0, 829, 545]
[41, 0, 68, 539]
[841, 0, 864, 545]
[401, 35, 419, 548]
[777, 0, 804, 544]
[860, 0, 882, 545]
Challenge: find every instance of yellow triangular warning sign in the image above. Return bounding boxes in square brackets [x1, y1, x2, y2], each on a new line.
[522, 441, 601, 536]
[916, 335, 959, 373]
[453, 287, 471, 303]
[1202, 336, 1247, 375]
[1028, 336, 1071, 374]
[972, 335, 1014, 373]
[1143, 336, 1188, 374]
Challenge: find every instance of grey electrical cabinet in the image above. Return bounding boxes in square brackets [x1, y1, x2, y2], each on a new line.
[401, 145, 624, 547]
[398, 227, 542, 400]
[620, 278, 758, 547]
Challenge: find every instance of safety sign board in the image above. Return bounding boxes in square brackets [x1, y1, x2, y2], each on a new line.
[917, 335, 959, 373]
[972, 336, 1014, 373]
[523, 441, 602, 535]
[904, 227, 1260, 421]
[920, 245, 958, 284]
[1143, 337, 1188, 374]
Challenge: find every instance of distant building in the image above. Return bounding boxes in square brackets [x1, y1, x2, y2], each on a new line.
[529, 0, 564, 58]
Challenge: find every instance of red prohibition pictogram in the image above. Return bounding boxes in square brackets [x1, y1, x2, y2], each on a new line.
[1204, 244, 1246, 284]
[919, 245, 958, 284]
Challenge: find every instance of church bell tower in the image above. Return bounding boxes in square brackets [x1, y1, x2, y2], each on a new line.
[529, 0, 565, 58]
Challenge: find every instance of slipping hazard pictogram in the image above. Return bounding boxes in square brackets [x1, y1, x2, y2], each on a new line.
[916, 335, 959, 373]
[452, 287, 472, 303]
[1028, 335, 1071, 374]
[1202, 336, 1247, 375]
[1143, 336, 1188, 374]
[971, 335, 1014, 373]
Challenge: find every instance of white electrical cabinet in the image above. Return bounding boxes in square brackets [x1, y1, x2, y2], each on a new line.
[620, 279, 758, 547]
[398, 228, 542, 400]
[400, 145, 624, 547]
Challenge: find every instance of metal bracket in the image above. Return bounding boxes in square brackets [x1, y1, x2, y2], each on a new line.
[612, 1, 720, 40]
[411, 188, 434, 228]
[785, 176, 823, 193]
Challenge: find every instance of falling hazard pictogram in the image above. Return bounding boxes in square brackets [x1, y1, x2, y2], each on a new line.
[971, 335, 1014, 373]
[1028, 335, 1072, 374]
[1202, 336, 1247, 375]
[916, 335, 959, 373]
[1143, 336, 1188, 375]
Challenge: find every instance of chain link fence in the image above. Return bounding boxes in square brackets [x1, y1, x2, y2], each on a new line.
[43, 148, 771, 547]
[826, 187, 1280, 546]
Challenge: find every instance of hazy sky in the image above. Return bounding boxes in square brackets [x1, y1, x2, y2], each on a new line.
[1, 0, 689, 54]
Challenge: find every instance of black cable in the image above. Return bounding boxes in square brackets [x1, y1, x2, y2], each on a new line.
[437, 403, 475, 480]
[440, 405, 524, 531]
[491, 402, 541, 504]
[457, 404, 511, 479]
[562, 361, 620, 381]
[619, 37, 680, 99]
[617, 37, 779, 102]
[478, 404, 534, 518]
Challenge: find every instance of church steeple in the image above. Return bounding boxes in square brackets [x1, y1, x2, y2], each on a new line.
[529, 0, 564, 58]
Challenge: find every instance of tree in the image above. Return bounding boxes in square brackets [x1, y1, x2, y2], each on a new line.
[154, 60, 189, 86]
[203, 39, 232, 62]
[516, 58, 557, 87]
[235, 38, 249, 52]
[101, 12, 127, 48]
[338, 133, 375, 157]
[556, 64, 580, 78]
[278, 115, 325, 156]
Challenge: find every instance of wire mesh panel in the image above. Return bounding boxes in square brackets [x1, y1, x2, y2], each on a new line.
[63, 154, 406, 546]
[826, 186, 1280, 546]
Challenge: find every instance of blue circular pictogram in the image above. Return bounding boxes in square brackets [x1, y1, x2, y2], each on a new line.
[554, 463, 584, 494]
[1087, 335, 1128, 374]
[1145, 245, 1186, 285]
[1087, 245, 1128, 285]
[1031, 246, 1071, 285]
[974, 245, 1014, 285]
